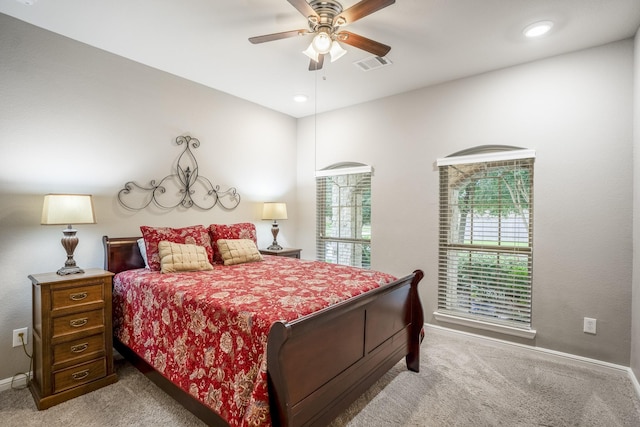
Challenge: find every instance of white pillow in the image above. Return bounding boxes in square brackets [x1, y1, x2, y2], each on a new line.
[137, 238, 149, 269]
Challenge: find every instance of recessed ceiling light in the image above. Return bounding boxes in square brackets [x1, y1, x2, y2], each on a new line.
[523, 21, 554, 38]
[293, 94, 308, 103]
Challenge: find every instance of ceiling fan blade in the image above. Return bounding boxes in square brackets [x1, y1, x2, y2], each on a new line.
[287, 0, 318, 19]
[338, 31, 391, 57]
[336, 0, 395, 25]
[249, 29, 308, 44]
[309, 54, 324, 71]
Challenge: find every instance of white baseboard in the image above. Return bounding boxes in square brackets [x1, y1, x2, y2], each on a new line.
[628, 365, 640, 402]
[0, 371, 31, 393]
[426, 323, 640, 401]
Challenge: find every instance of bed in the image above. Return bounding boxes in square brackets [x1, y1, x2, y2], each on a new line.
[103, 228, 424, 427]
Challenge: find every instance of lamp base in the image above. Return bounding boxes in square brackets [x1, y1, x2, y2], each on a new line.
[268, 221, 283, 251]
[57, 266, 85, 275]
[57, 226, 84, 275]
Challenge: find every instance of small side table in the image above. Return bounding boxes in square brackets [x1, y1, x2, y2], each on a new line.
[259, 248, 301, 259]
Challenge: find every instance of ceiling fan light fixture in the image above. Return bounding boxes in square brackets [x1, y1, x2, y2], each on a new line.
[252, 0, 394, 71]
[311, 31, 332, 54]
[329, 41, 347, 62]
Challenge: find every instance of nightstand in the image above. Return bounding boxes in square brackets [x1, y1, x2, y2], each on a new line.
[28, 268, 118, 409]
[259, 248, 302, 259]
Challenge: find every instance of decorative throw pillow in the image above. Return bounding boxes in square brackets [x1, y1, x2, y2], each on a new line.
[209, 223, 258, 264]
[216, 239, 263, 266]
[158, 241, 214, 273]
[140, 225, 213, 271]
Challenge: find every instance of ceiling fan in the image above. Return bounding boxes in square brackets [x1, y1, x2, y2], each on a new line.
[249, 0, 394, 71]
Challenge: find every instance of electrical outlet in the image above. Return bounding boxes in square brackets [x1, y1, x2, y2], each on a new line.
[12, 327, 28, 347]
[583, 317, 597, 334]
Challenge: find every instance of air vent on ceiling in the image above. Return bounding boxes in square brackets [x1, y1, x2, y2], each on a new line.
[353, 56, 393, 72]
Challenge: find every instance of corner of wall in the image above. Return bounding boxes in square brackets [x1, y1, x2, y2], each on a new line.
[631, 26, 640, 379]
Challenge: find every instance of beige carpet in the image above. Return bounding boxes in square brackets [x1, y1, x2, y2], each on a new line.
[2, 327, 639, 426]
[331, 328, 640, 426]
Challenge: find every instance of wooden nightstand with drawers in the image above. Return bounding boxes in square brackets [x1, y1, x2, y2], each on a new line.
[28, 268, 117, 409]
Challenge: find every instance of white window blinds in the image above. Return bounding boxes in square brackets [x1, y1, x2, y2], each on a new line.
[316, 164, 372, 268]
[437, 149, 535, 329]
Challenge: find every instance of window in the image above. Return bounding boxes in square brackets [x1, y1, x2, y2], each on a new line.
[436, 147, 535, 335]
[316, 163, 372, 268]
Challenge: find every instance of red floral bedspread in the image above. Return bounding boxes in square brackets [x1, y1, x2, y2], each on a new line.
[112, 255, 396, 427]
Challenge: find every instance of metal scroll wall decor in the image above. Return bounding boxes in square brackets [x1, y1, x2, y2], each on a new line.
[117, 136, 241, 211]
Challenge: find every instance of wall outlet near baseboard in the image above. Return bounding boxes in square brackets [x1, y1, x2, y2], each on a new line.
[12, 327, 28, 347]
[583, 317, 597, 334]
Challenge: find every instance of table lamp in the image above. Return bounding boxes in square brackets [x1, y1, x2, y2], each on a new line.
[41, 194, 96, 275]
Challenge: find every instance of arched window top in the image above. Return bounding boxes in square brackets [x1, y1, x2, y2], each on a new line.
[316, 162, 372, 177]
[437, 145, 535, 167]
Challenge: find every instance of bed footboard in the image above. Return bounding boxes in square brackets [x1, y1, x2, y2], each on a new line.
[267, 269, 424, 427]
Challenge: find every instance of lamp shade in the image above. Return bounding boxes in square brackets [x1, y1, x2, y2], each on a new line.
[329, 41, 347, 62]
[41, 194, 96, 225]
[302, 43, 320, 62]
[262, 202, 288, 220]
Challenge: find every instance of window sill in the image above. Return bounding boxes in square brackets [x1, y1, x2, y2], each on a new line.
[433, 311, 537, 340]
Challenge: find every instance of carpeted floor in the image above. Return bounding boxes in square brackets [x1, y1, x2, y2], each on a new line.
[2, 327, 639, 426]
[331, 328, 640, 426]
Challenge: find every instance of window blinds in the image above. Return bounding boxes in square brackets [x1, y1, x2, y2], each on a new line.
[438, 153, 534, 329]
[316, 168, 372, 268]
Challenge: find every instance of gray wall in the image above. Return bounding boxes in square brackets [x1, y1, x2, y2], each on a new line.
[297, 39, 634, 365]
[0, 14, 297, 383]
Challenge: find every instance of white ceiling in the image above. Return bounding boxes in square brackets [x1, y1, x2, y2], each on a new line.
[2, 0, 640, 118]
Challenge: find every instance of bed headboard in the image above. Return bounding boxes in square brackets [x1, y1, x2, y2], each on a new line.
[102, 235, 145, 274]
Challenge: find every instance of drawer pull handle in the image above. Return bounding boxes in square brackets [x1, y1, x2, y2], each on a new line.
[70, 292, 88, 301]
[70, 318, 88, 328]
[71, 369, 89, 381]
[71, 343, 89, 353]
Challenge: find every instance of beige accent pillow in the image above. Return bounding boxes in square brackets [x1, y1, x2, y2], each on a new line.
[217, 239, 263, 266]
[158, 241, 214, 273]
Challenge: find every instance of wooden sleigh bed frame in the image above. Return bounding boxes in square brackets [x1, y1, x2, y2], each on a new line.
[103, 235, 424, 427]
